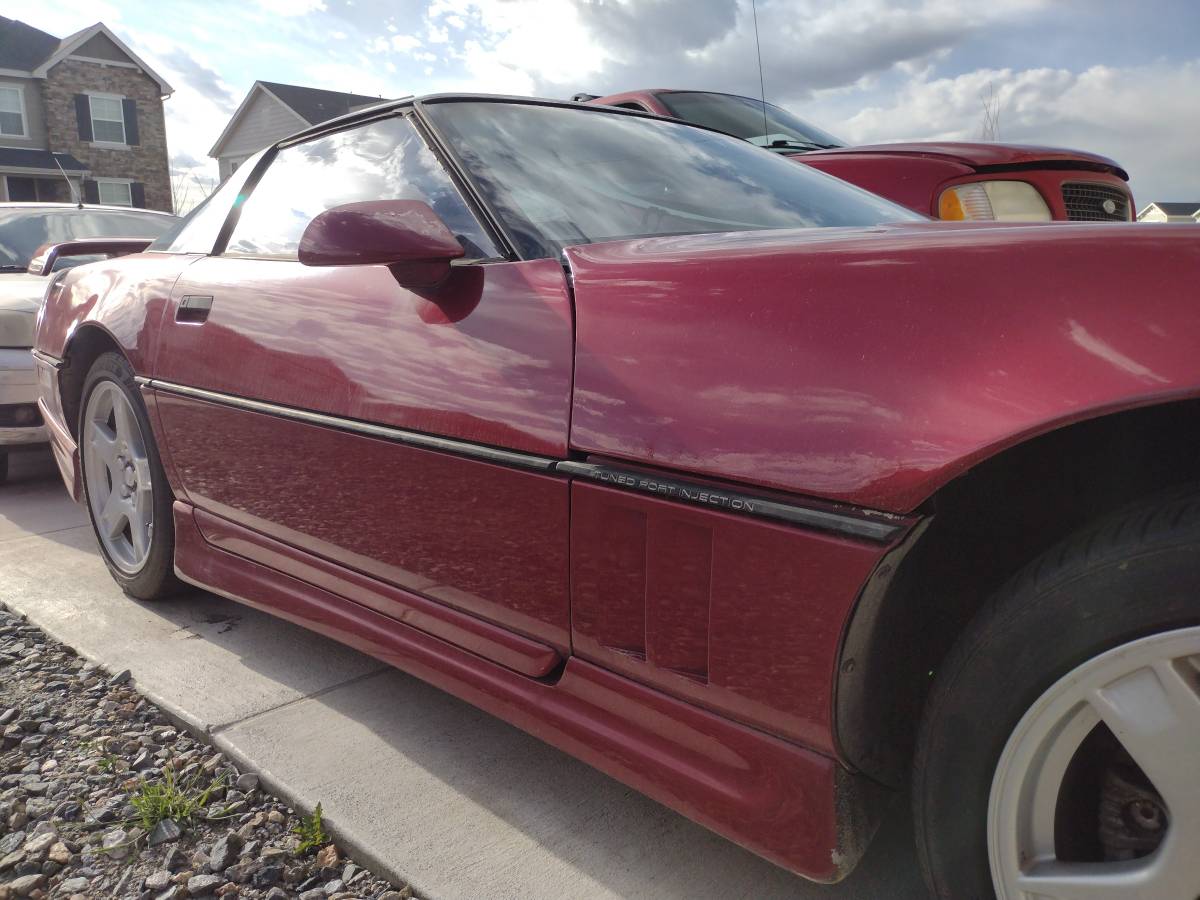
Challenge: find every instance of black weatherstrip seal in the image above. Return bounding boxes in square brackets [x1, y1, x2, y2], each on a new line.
[555, 461, 905, 543]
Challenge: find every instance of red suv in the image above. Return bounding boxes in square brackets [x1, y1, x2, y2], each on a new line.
[586, 89, 1133, 222]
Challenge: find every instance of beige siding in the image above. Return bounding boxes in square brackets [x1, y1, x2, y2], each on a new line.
[73, 33, 133, 63]
[0, 76, 48, 148]
[218, 89, 306, 160]
[217, 154, 253, 181]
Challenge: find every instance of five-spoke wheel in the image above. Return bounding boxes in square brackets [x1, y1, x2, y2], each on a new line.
[915, 489, 1200, 899]
[989, 628, 1200, 899]
[83, 379, 155, 572]
[79, 352, 179, 599]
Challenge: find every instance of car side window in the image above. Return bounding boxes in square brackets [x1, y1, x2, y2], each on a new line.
[613, 102, 650, 112]
[224, 115, 499, 261]
[151, 152, 263, 255]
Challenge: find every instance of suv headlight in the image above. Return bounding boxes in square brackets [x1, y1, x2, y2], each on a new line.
[938, 181, 1052, 222]
[0, 308, 36, 349]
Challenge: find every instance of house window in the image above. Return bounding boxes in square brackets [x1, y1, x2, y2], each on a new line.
[0, 86, 26, 137]
[96, 180, 132, 206]
[89, 95, 126, 144]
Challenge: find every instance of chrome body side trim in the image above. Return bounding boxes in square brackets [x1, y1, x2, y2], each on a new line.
[142, 379, 558, 473]
[142, 379, 905, 540]
[31, 349, 64, 369]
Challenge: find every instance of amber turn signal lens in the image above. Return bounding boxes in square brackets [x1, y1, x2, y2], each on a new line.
[938, 190, 966, 220]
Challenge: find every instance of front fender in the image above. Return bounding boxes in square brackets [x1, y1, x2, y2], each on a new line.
[567, 221, 1200, 514]
[35, 253, 193, 371]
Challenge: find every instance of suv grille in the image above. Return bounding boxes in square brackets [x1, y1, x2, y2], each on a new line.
[1062, 183, 1130, 222]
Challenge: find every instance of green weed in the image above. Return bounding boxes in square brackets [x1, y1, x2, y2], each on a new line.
[291, 802, 328, 854]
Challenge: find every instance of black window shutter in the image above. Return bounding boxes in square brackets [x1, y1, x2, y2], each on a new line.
[82, 180, 99, 204]
[122, 99, 139, 145]
[130, 182, 146, 208]
[74, 95, 93, 141]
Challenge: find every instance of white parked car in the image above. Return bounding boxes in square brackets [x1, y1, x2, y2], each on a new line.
[0, 203, 175, 483]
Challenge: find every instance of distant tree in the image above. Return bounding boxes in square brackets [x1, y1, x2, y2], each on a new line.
[170, 172, 216, 215]
[980, 81, 1001, 141]
[170, 173, 192, 214]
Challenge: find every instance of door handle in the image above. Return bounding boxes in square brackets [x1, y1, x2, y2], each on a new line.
[176, 295, 213, 323]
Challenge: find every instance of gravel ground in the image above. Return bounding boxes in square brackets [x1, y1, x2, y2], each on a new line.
[0, 602, 419, 900]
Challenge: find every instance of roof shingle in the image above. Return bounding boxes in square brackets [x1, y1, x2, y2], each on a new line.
[0, 15, 63, 72]
[259, 80, 388, 125]
[1148, 201, 1200, 216]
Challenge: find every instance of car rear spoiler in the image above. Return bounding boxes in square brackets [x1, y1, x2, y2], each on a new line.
[27, 237, 155, 276]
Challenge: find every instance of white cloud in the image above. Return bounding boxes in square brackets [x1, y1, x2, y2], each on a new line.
[256, 0, 327, 15]
[833, 61, 1200, 202]
[20, 0, 1200, 209]
[446, 0, 612, 88]
[390, 34, 423, 51]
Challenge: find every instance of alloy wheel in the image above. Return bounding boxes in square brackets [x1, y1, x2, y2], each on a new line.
[82, 380, 155, 574]
[988, 626, 1200, 898]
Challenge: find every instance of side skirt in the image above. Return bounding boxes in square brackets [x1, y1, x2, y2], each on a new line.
[37, 396, 80, 502]
[171, 501, 877, 882]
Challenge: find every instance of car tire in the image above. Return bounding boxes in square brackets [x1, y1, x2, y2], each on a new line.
[913, 488, 1200, 899]
[79, 352, 180, 601]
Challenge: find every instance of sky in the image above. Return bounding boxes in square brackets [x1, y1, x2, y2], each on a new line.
[19, 0, 1200, 210]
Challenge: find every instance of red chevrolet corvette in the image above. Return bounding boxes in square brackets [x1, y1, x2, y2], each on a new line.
[32, 95, 1200, 899]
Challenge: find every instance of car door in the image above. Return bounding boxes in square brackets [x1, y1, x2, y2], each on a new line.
[150, 111, 575, 665]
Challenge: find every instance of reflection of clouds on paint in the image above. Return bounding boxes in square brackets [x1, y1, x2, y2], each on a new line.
[176, 255, 572, 456]
[573, 389, 624, 409]
[696, 385, 903, 425]
[1067, 319, 1169, 385]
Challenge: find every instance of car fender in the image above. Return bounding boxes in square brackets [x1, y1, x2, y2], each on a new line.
[566, 221, 1200, 515]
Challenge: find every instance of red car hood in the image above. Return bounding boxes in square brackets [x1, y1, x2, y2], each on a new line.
[800, 141, 1128, 179]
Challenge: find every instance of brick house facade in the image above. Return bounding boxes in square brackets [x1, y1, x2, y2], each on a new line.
[0, 17, 173, 211]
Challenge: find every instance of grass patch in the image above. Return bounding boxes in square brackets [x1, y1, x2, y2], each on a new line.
[292, 802, 328, 854]
[130, 768, 225, 831]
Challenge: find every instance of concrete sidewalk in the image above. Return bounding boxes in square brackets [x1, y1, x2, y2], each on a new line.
[0, 449, 930, 900]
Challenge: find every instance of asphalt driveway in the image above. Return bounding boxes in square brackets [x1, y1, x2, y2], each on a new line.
[0, 448, 930, 900]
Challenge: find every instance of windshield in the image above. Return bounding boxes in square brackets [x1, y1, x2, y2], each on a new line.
[0, 208, 174, 271]
[657, 91, 846, 152]
[424, 100, 919, 259]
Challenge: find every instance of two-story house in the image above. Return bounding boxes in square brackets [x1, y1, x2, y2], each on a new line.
[1137, 201, 1200, 223]
[0, 16, 173, 211]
